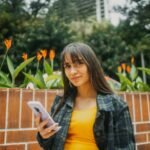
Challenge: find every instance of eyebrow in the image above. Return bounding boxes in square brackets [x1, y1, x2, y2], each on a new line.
[64, 58, 84, 64]
[63, 62, 70, 65]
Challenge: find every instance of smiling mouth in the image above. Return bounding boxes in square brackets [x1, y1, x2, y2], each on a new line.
[71, 77, 80, 81]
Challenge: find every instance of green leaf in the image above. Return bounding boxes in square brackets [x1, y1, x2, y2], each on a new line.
[117, 73, 135, 91]
[35, 71, 46, 87]
[21, 70, 32, 87]
[44, 60, 53, 75]
[137, 67, 150, 75]
[135, 77, 143, 83]
[130, 64, 138, 81]
[23, 72, 45, 89]
[6, 56, 14, 78]
[47, 79, 57, 89]
[0, 82, 12, 88]
[13, 57, 35, 79]
[136, 82, 150, 91]
[0, 71, 11, 84]
[46, 74, 63, 89]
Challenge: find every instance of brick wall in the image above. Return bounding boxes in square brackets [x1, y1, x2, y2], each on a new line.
[0, 88, 150, 150]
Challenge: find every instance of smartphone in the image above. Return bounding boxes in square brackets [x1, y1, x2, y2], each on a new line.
[27, 101, 60, 129]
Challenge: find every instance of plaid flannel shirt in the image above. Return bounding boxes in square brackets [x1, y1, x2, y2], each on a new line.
[37, 94, 135, 150]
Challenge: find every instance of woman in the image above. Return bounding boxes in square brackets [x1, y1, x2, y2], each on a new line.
[36, 42, 135, 150]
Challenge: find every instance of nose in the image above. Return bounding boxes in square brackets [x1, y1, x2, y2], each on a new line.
[70, 66, 77, 74]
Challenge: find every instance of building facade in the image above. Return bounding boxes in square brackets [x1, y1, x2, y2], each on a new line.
[51, 0, 110, 22]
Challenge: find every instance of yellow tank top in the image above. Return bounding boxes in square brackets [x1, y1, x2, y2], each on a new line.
[64, 106, 99, 150]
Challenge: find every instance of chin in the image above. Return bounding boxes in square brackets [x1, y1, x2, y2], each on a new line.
[72, 82, 84, 87]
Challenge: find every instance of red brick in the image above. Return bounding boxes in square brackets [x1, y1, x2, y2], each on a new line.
[7, 130, 37, 143]
[134, 94, 141, 122]
[126, 93, 134, 121]
[47, 90, 63, 111]
[0, 89, 7, 128]
[135, 134, 147, 143]
[34, 90, 46, 106]
[34, 90, 46, 127]
[47, 90, 57, 111]
[21, 90, 33, 128]
[8, 89, 20, 128]
[0, 131, 4, 144]
[27, 143, 42, 150]
[141, 94, 149, 121]
[0, 144, 25, 150]
[136, 123, 150, 132]
[137, 143, 150, 150]
[148, 133, 150, 142]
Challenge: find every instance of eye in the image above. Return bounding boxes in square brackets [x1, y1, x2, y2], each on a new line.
[64, 64, 71, 69]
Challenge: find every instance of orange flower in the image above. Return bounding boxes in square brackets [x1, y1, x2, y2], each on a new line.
[37, 52, 42, 61]
[131, 56, 134, 64]
[22, 53, 28, 61]
[49, 49, 55, 61]
[4, 39, 12, 50]
[117, 66, 122, 73]
[121, 63, 126, 71]
[40, 49, 47, 58]
[126, 65, 131, 73]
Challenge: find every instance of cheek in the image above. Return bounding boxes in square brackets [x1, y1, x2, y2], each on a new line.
[82, 68, 90, 79]
[65, 70, 70, 79]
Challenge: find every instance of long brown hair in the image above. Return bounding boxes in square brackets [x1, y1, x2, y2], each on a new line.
[61, 42, 113, 98]
[52, 42, 113, 116]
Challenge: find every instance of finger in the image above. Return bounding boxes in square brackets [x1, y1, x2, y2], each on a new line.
[41, 123, 58, 135]
[35, 113, 41, 126]
[39, 123, 58, 137]
[46, 123, 59, 132]
[41, 126, 60, 139]
[48, 123, 59, 131]
[37, 119, 49, 132]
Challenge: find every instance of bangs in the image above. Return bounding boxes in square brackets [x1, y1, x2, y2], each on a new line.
[62, 45, 87, 65]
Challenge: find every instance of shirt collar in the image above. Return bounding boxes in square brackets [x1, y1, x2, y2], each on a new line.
[96, 94, 115, 112]
[65, 93, 115, 112]
[66, 95, 74, 108]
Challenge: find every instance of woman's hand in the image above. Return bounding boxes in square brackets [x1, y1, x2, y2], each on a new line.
[35, 114, 59, 139]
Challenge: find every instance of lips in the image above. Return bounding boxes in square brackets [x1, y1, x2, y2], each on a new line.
[71, 76, 80, 81]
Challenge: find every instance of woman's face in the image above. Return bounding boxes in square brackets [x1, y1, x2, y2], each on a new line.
[64, 54, 90, 88]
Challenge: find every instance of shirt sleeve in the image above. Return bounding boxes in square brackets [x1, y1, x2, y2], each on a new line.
[36, 95, 61, 150]
[114, 102, 136, 150]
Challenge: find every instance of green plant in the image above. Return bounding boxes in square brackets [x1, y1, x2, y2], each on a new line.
[0, 39, 63, 89]
[117, 62, 150, 92]
[0, 56, 35, 87]
[23, 59, 63, 89]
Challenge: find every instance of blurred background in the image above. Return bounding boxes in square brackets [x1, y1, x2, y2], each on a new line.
[0, 0, 149, 88]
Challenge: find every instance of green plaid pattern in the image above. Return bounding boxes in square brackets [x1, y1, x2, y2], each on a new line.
[37, 94, 135, 150]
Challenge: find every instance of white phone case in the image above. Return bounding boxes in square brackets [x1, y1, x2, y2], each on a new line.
[27, 101, 56, 127]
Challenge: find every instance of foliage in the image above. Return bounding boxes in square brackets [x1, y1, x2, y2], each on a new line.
[23, 68, 63, 89]
[50, 0, 96, 22]
[115, 0, 150, 72]
[117, 63, 150, 92]
[0, 0, 149, 90]
[0, 0, 30, 39]
[0, 0, 73, 70]
[0, 56, 35, 87]
[85, 22, 131, 78]
[0, 39, 63, 89]
[50, 0, 78, 22]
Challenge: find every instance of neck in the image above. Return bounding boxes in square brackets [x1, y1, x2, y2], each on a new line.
[77, 83, 97, 99]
